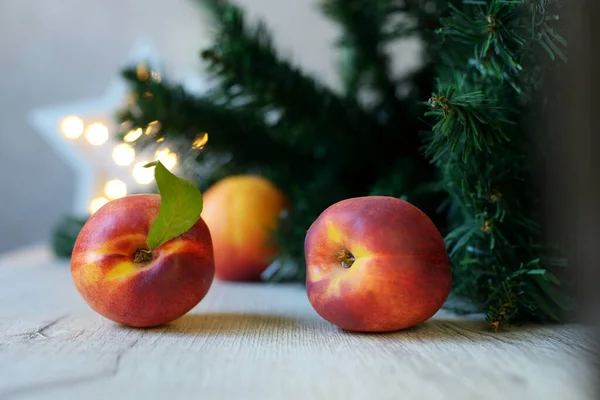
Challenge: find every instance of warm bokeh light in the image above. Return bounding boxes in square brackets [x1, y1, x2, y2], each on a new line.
[151, 71, 162, 83]
[123, 128, 143, 142]
[104, 179, 127, 200]
[89, 197, 109, 214]
[112, 143, 136, 166]
[132, 161, 154, 184]
[85, 123, 109, 146]
[145, 120, 160, 135]
[60, 116, 84, 139]
[155, 148, 177, 170]
[136, 63, 150, 81]
[192, 132, 209, 150]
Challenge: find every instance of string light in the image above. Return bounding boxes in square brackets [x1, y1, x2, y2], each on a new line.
[85, 123, 109, 146]
[45, 43, 176, 217]
[136, 63, 150, 81]
[155, 148, 170, 159]
[145, 120, 160, 135]
[60, 116, 84, 139]
[112, 143, 136, 166]
[89, 197, 109, 214]
[123, 128, 142, 142]
[132, 161, 154, 184]
[57, 63, 170, 212]
[192, 132, 209, 150]
[104, 179, 127, 200]
[155, 148, 177, 170]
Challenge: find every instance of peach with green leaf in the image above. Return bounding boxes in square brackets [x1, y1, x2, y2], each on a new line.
[70, 161, 214, 328]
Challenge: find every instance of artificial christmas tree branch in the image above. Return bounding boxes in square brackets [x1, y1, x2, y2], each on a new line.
[320, 0, 402, 106]
[198, 0, 371, 146]
[117, 69, 312, 190]
[424, 0, 573, 329]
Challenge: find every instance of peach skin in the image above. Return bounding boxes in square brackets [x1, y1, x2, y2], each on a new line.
[304, 196, 452, 332]
[201, 175, 288, 281]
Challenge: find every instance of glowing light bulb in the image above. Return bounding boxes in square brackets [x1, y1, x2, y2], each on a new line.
[104, 179, 127, 200]
[155, 148, 177, 170]
[89, 197, 109, 214]
[60, 116, 84, 139]
[123, 128, 143, 142]
[136, 63, 150, 81]
[163, 153, 177, 170]
[192, 132, 209, 150]
[85, 123, 109, 146]
[145, 120, 160, 135]
[132, 161, 154, 184]
[112, 143, 135, 166]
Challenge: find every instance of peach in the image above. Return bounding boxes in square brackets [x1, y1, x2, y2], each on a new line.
[71, 194, 214, 327]
[304, 196, 451, 332]
[201, 175, 288, 281]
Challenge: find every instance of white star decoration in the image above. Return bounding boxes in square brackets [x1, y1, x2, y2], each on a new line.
[29, 39, 209, 217]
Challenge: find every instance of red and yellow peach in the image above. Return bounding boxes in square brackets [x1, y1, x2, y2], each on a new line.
[71, 194, 214, 327]
[304, 196, 452, 332]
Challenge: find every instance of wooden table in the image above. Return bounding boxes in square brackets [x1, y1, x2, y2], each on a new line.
[0, 245, 596, 400]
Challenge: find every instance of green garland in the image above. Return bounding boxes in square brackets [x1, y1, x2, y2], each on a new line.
[424, 0, 573, 329]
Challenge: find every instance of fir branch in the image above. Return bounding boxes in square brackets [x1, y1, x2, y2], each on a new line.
[51, 216, 88, 259]
[424, 0, 572, 329]
[424, 82, 510, 162]
[320, 0, 403, 106]
[117, 67, 312, 189]
[197, 0, 370, 146]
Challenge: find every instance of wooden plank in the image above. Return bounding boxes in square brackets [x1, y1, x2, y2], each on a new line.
[0, 246, 596, 400]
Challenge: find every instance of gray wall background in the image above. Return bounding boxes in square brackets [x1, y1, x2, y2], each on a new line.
[0, 0, 419, 255]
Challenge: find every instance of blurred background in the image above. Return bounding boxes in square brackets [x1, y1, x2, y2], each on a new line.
[0, 0, 304, 254]
[0, 0, 421, 256]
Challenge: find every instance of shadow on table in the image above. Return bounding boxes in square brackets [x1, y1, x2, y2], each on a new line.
[144, 312, 552, 344]
[153, 312, 309, 336]
[349, 318, 566, 344]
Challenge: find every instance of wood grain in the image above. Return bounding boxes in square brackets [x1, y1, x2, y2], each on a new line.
[0, 246, 596, 400]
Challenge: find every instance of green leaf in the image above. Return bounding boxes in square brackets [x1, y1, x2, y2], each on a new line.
[144, 161, 204, 250]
